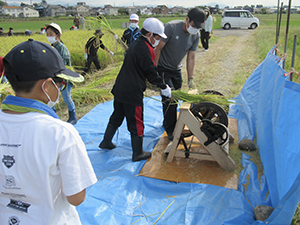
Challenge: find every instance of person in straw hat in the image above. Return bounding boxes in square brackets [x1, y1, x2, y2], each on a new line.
[83, 29, 113, 75]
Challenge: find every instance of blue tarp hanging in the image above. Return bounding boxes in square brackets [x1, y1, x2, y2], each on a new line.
[229, 46, 300, 224]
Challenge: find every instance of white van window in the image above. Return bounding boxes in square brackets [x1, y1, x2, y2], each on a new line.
[225, 12, 239, 17]
[240, 12, 247, 17]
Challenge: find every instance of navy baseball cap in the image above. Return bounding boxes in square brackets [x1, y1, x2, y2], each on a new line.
[187, 8, 206, 29]
[3, 39, 84, 82]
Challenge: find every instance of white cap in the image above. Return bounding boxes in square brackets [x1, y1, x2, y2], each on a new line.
[129, 13, 139, 21]
[143, 18, 167, 39]
[45, 22, 62, 35]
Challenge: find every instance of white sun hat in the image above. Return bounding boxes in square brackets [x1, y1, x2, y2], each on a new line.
[142, 18, 167, 39]
[45, 22, 62, 35]
[129, 13, 139, 21]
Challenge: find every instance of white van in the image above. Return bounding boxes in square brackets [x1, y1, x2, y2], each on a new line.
[221, 10, 259, 30]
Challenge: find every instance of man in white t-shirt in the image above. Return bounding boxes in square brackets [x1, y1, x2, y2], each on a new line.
[0, 39, 97, 224]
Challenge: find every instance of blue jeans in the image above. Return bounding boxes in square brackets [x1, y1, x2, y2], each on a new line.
[1, 75, 8, 84]
[61, 81, 75, 111]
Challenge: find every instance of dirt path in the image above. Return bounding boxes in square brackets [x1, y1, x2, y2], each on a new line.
[181, 29, 258, 96]
[143, 28, 260, 98]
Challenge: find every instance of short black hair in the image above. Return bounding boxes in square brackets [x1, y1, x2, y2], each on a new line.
[141, 28, 159, 37]
[46, 26, 60, 35]
[9, 80, 38, 94]
[141, 28, 147, 35]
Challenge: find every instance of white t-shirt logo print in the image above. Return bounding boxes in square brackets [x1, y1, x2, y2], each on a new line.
[2, 155, 15, 168]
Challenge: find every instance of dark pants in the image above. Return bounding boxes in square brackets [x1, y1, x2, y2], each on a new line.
[84, 55, 101, 73]
[108, 100, 144, 136]
[157, 66, 182, 136]
[201, 29, 210, 50]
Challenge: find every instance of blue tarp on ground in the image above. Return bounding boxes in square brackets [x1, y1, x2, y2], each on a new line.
[74, 96, 268, 224]
[229, 46, 300, 224]
[74, 46, 299, 224]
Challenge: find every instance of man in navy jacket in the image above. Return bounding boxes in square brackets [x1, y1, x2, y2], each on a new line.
[99, 18, 172, 162]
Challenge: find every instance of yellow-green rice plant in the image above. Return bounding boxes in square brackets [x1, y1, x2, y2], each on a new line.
[71, 88, 113, 105]
[0, 31, 125, 72]
[85, 62, 122, 88]
[0, 77, 13, 103]
[171, 90, 231, 110]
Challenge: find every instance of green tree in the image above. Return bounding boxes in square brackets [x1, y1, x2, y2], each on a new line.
[20, 2, 26, 6]
[260, 7, 268, 14]
[118, 7, 128, 15]
[0, 0, 6, 6]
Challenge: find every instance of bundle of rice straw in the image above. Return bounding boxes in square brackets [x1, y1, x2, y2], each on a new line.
[0, 77, 13, 103]
[171, 90, 231, 110]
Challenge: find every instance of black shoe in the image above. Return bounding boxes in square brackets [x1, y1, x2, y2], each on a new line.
[131, 135, 152, 162]
[99, 124, 117, 150]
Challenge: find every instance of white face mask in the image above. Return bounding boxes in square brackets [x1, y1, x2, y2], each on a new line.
[42, 79, 60, 108]
[186, 21, 200, 35]
[130, 23, 138, 29]
[47, 36, 57, 44]
[148, 33, 160, 48]
[152, 37, 160, 48]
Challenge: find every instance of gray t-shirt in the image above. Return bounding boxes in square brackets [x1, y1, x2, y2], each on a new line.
[158, 20, 200, 71]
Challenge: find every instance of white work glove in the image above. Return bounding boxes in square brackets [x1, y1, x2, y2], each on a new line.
[161, 85, 172, 98]
[110, 51, 114, 56]
[84, 53, 88, 60]
[113, 34, 118, 40]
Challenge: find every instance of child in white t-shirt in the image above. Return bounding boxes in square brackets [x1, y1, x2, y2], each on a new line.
[0, 39, 97, 225]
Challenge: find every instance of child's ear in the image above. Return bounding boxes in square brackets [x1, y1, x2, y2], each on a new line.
[41, 78, 53, 92]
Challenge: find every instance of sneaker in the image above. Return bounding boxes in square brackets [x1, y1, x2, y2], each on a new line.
[204, 49, 209, 52]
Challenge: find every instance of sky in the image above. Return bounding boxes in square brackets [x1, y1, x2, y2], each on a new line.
[5, 0, 300, 8]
